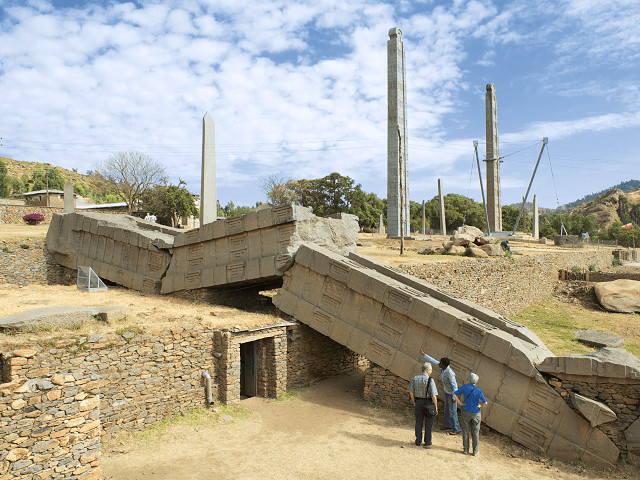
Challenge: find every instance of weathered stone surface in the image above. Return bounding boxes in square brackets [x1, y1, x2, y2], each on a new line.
[573, 329, 624, 348]
[453, 225, 484, 239]
[357, 241, 373, 247]
[418, 245, 444, 255]
[274, 243, 618, 468]
[474, 236, 491, 246]
[47, 206, 358, 296]
[0, 305, 127, 331]
[571, 392, 617, 427]
[447, 245, 466, 254]
[453, 233, 475, 246]
[594, 279, 640, 313]
[538, 347, 640, 379]
[479, 244, 503, 256]
[466, 246, 488, 258]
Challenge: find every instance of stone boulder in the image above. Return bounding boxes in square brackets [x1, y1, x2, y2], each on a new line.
[418, 245, 445, 255]
[443, 240, 454, 250]
[447, 245, 466, 255]
[453, 225, 484, 238]
[474, 236, 491, 246]
[453, 234, 475, 246]
[594, 280, 640, 313]
[573, 329, 624, 348]
[466, 246, 489, 258]
[479, 244, 503, 256]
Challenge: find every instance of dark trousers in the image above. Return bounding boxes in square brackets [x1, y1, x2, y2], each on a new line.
[414, 399, 435, 446]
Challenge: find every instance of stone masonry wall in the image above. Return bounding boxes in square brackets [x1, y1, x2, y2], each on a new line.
[0, 206, 62, 225]
[401, 250, 612, 316]
[0, 352, 101, 480]
[364, 364, 412, 411]
[544, 374, 640, 456]
[287, 323, 367, 389]
[561, 270, 640, 282]
[0, 241, 74, 287]
[1, 327, 216, 443]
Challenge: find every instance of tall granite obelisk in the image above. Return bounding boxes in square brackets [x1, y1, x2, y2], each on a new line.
[387, 27, 410, 238]
[485, 84, 502, 232]
[201, 112, 216, 226]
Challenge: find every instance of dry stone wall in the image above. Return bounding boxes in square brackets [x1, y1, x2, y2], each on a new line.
[400, 251, 612, 316]
[0, 354, 101, 479]
[1, 327, 216, 443]
[364, 364, 412, 410]
[543, 375, 640, 456]
[0, 240, 74, 287]
[0, 206, 63, 224]
[287, 323, 367, 389]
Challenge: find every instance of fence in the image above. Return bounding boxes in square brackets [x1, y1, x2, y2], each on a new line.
[614, 249, 638, 262]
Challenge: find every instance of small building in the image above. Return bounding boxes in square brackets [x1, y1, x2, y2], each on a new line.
[22, 190, 76, 208]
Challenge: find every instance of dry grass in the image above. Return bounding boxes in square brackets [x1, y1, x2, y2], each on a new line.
[0, 224, 49, 241]
[0, 282, 283, 351]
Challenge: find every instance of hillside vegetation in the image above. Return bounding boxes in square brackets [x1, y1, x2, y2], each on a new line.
[0, 156, 116, 203]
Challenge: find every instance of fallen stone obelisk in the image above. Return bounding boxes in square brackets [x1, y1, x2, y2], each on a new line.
[272, 243, 619, 468]
[46, 205, 359, 294]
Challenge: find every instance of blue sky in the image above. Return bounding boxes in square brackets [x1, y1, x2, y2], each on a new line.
[1, 0, 639, 209]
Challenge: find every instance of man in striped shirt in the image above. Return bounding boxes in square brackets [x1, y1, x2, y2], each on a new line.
[408, 362, 438, 447]
[419, 348, 460, 435]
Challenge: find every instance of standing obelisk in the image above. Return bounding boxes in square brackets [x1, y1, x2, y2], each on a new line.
[201, 112, 217, 226]
[387, 27, 410, 238]
[485, 84, 502, 232]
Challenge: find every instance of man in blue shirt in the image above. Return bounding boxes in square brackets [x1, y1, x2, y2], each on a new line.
[419, 349, 460, 435]
[453, 373, 488, 456]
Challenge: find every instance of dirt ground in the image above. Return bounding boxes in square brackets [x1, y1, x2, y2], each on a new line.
[101, 370, 640, 480]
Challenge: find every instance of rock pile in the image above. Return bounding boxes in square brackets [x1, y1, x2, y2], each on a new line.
[417, 225, 504, 257]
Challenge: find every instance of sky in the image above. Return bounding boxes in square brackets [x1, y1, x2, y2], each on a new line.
[1, 0, 639, 210]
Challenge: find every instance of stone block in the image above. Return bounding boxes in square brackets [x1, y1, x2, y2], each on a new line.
[570, 393, 617, 427]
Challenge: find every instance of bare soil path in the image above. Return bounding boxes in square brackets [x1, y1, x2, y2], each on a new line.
[102, 371, 639, 480]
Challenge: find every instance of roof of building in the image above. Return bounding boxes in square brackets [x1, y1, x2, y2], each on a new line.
[22, 190, 77, 197]
[76, 202, 128, 209]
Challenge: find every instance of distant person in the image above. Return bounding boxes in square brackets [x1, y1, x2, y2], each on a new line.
[144, 212, 157, 223]
[408, 362, 438, 448]
[500, 240, 510, 253]
[453, 373, 488, 456]
[419, 349, 460, 435]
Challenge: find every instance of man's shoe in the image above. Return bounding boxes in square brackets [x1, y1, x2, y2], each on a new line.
[423, 444, 432, 449]
[449, 431, 461, 435]
[439, 427, 450, 430]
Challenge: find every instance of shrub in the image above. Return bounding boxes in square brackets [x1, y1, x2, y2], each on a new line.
[1, 247, 12, 253]
[613, 259, 624, 267]
[23, 213, 45, 225]
[589, 263, 597, 272]
[571, 266, 581, 273]
[19, 244, 29, 249]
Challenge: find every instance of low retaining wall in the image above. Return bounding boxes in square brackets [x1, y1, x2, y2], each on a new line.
[1, 327, 216, 444]
[0, 366, 101, 479]
[401, 250, 612, 316]
[561, 270, 640, 282]
[364, 364, 412, 410]
[0, 206, 62, 224]
[0, 240, 74, 287]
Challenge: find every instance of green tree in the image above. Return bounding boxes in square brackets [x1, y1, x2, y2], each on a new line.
[423, 194, 487, 232]
[603, 220, 639, 247]
[261, 174, 298, 206]
[292, 172, 364, 218]
[0, 160, 9, 197]
[502, 205, 532, 233]
[9, 177, 25, 195]
[140, 180, 199, 227]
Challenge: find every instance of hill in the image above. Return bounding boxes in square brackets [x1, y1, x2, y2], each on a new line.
[570, 188, 640, 230]
[0, 156, 109, 200]
[561, 179, 640, 209]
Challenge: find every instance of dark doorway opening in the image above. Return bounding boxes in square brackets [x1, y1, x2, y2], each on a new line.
[240, 341, 257, 397]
